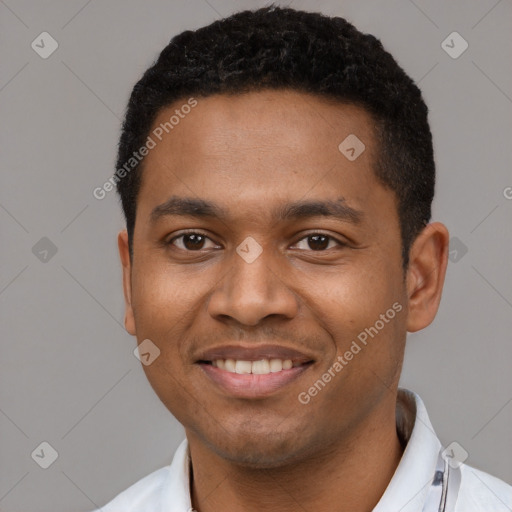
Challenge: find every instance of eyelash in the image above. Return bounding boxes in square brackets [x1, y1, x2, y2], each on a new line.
[166, 230, 346, 252]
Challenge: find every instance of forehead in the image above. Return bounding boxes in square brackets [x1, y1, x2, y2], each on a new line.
[137, 90, 384, 218]
[150, 90, 375, 157]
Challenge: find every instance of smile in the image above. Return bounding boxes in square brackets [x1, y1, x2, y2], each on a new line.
[197, 358, 314, 398]
[210, 358, 301, 374]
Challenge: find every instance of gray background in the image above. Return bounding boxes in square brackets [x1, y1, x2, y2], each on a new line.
[1, 0, 511, 510]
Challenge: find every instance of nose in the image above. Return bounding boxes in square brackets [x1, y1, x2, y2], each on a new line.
[207, 243, 299, 326]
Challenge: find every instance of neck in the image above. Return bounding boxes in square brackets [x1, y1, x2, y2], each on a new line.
[187, 395, 404, 512]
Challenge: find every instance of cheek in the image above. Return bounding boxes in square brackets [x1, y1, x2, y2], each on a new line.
[311, 259, 405, 354]
[129, 260, 217, 379]
[130, 260, 201, 333]
[130, 265, 199, 411]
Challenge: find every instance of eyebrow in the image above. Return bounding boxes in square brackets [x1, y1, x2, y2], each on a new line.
[150, 195, 363, 225]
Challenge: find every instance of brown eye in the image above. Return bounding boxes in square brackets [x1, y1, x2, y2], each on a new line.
[169, 232, 218, 251]
[293, 233, 343, 251]
[181, 233, 205, 250]
[307, 234, 330, 251]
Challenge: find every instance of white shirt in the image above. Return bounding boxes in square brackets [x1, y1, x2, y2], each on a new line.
[93, 389, 512, 511]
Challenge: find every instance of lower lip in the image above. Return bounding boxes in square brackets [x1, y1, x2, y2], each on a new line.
[198, 363, 312, 398]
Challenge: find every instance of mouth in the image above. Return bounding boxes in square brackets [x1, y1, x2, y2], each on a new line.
[195, 345, 315, 398]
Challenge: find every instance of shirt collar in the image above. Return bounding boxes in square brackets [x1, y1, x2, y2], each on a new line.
[373, 388, 442, 511]
[160, 388, 441, 511]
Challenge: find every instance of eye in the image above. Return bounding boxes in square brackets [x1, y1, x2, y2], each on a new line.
[166, 231, 346, 253]
[168, 231, 220, 251]
[292, 233, 345, 251]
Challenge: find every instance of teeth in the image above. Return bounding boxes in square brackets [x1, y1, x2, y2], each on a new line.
[235, 360, 252, 374]
[270, 358, 284, 372]
[224, 359, 236, 372]
[212, 358, 297, 375]
[282, 359, 293, 370]
[252, 359, 270, 374]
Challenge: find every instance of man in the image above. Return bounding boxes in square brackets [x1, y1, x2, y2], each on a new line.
[94, 6, 511, 511]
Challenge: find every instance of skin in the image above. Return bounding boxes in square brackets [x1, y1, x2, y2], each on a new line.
[118, 90, 449, 512]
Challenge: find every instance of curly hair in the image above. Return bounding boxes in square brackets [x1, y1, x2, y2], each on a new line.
[116, 5, 435, 268]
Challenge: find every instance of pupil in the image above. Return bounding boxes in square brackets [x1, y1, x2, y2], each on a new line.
[184, 234, 204, 250]
[309, 235, 328, 250]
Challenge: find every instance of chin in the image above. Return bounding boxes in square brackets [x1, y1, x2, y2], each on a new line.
[207, 426, 316, 469]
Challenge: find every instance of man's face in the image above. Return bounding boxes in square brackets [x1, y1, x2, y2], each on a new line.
[121, 90, 409, 467]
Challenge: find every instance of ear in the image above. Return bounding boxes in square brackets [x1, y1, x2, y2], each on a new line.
[118, 230, 136, 336]
[405, 222, 449, 332]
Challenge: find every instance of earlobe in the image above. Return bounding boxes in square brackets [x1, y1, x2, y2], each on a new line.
[118, 230, 136, 336]
[405, 222, 449, 333]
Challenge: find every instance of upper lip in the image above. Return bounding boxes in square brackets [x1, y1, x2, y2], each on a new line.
[195, 344, 315, 363]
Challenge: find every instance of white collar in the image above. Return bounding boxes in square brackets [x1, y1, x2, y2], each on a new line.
[373, 388, 442, 511]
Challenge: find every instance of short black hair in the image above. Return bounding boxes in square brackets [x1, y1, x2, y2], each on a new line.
[116, 5, 435, 268]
